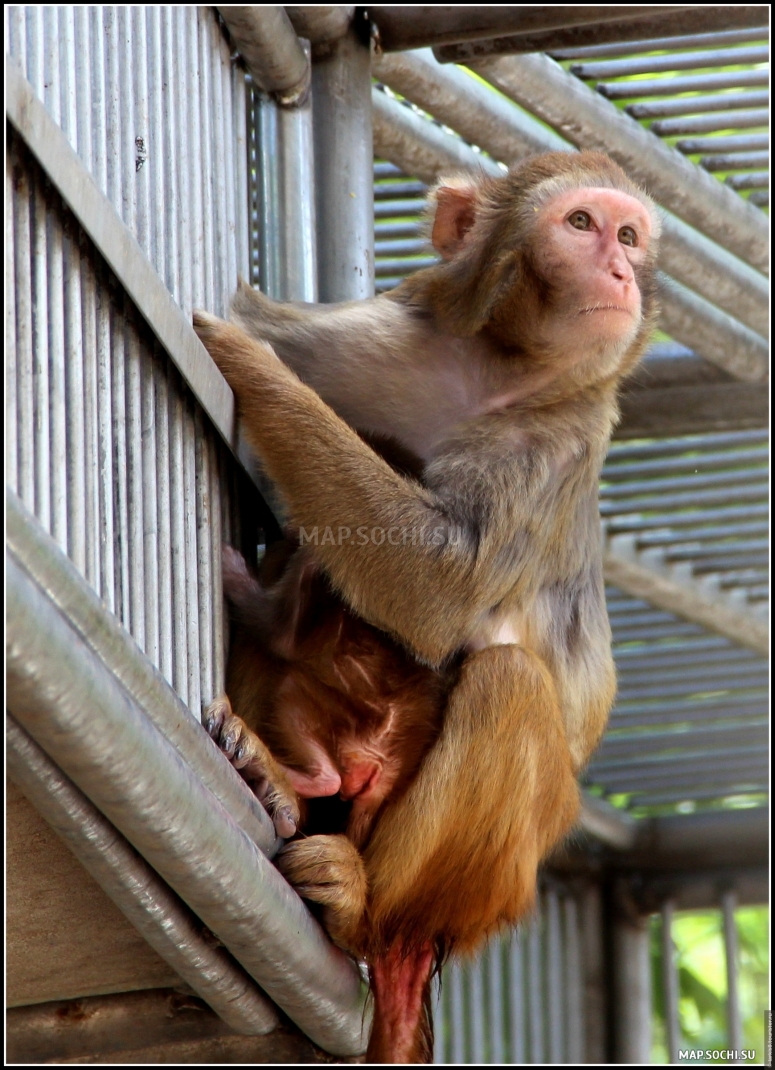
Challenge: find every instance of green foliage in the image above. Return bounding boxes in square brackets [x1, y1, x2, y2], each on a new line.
[651, 906, 769, 1063]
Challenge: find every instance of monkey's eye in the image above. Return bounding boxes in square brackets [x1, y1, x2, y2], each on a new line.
[618, 226, 638, 247]
[568, 210, 591, 230]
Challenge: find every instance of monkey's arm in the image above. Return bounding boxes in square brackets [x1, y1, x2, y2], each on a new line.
[194, 313, 554, 665]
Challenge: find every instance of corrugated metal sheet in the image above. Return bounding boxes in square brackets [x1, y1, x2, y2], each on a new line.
[6, 6, 259, 715]
[556, 26, 770, 208]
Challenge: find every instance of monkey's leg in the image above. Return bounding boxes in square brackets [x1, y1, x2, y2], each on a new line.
[364, 644, 581, 952]
[276, 834, 367, 953]
[203, 695, 300, 838]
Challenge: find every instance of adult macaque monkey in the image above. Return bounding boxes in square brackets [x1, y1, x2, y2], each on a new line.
[194, 152, 660, 1063]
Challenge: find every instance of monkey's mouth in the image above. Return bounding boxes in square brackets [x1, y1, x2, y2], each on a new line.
[579, 303, 630, 315]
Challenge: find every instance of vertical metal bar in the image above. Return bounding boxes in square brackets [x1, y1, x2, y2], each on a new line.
[312, 27, 373, 302]
[25, 6, 44, 101]
[155, 350, 174, 686]
[57, 7, 77, 148]
[160, 6, 180, 301]
[563, 894, 585, 1064]
[449, 959, 466, 1064]
[183, 395, 202, 718]
[580, 883, 606, 1064]
[7, 153, 18, 494]
[546, 886, 564, 1062]
[117, 5, 136, 238]
[230, 51, 249, 288]
[126, 317, 146, 651]
[661, 899, 681, 1064]
[210, 436, 225, 698]
[469, 954, 486, 1064]
[42, 6, 61, 125]
[88, 6, 108, 197]
[80, 243, 100, 592]
[6, 5, 25, 75]
[487, 937, 505, 1064]
[146, 7, 165, 282]
[63, 212, 86, 575]
[190, 8, 208, 310]
[46, 198, 68, 554]
[526, 908, 544, 1064]
[195, 407, 214, 708]
[31, 171, 51, 534]
[432, 973, 445, 1064]
[131, 5, 151, 259]
[111, 298, 130, 628]
[721, 891, 743, 1058]
[208, 8, 226, 313]
[174, 6, 193, 315]
[507, 928, 525, 1064]
[12, 151, 34, 510]
[102, 7, 122, 215]
[612, 903, 652, 1063]
[73, 6, 93, 174]
[95, 261, 115, 613]
[141, 341, 160, 669]
[168, 370, 189, 704]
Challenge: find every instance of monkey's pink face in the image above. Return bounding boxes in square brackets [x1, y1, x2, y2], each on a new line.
[532, 186, 653, 351]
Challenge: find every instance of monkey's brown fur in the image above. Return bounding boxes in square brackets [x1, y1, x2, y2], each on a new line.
[195, 152, 660, 1062]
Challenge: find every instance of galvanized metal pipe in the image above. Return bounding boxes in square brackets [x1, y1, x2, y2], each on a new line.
[657, 275, 768, 381]
[660, 899, 681, 1063]
[598, 67, 769, 99]
[507, 928, 526, 1063]
[367, 5, 661, 52]
[312, 28, 374, 301]
[6, 550, 369, 1056]
[545, 888, 564, 1062]
[448, 959, 466, 1062]
[469, 954, 486, 1062]
[218, 6, 310, 105]
[721, 892, 744, 1057]
[7, 714, 280, 1037]
[563, 896, 584, 1063]
[286, 6, 355, 47]
[434, 9, 769, 63]
[7, 486, 276, 857]
[526, 910, 544, 1063]
[255, 58, 318, 301]
[472, 52, 769, 275]
[612, 909, 652, 1063]
[487, 937, 505, 1063]
[552, 25, 769, 61]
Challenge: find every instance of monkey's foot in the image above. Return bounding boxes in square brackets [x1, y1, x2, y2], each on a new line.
[203, 695, 300, 838]
[276, 834, 367, 952]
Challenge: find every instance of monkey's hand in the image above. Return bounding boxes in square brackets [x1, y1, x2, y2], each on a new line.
[194, 310, 288, 379]
[203, 695, 300, 839]
[276, 834, 367, 953]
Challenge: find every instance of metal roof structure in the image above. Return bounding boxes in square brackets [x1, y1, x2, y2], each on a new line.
[372, 25, 769, 820]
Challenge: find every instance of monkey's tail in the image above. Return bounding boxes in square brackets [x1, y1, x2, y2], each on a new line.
[365, 939, 441, 1064]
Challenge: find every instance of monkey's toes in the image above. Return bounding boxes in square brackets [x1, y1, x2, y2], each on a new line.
[277, 835, 367, 950]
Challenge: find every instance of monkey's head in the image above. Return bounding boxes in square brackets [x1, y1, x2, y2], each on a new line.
[406, 152, 661, 391]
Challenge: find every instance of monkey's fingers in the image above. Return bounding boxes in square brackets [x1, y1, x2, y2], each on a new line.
[203, 695, 300, 839]
[276, 834, 367, 952]
[193, 310, 284, 380]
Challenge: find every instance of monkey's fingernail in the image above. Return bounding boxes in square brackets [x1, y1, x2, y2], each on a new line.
[275, 807, 297, 839]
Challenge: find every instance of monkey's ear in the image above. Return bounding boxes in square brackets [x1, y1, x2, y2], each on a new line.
[431, 184, 479, 260]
